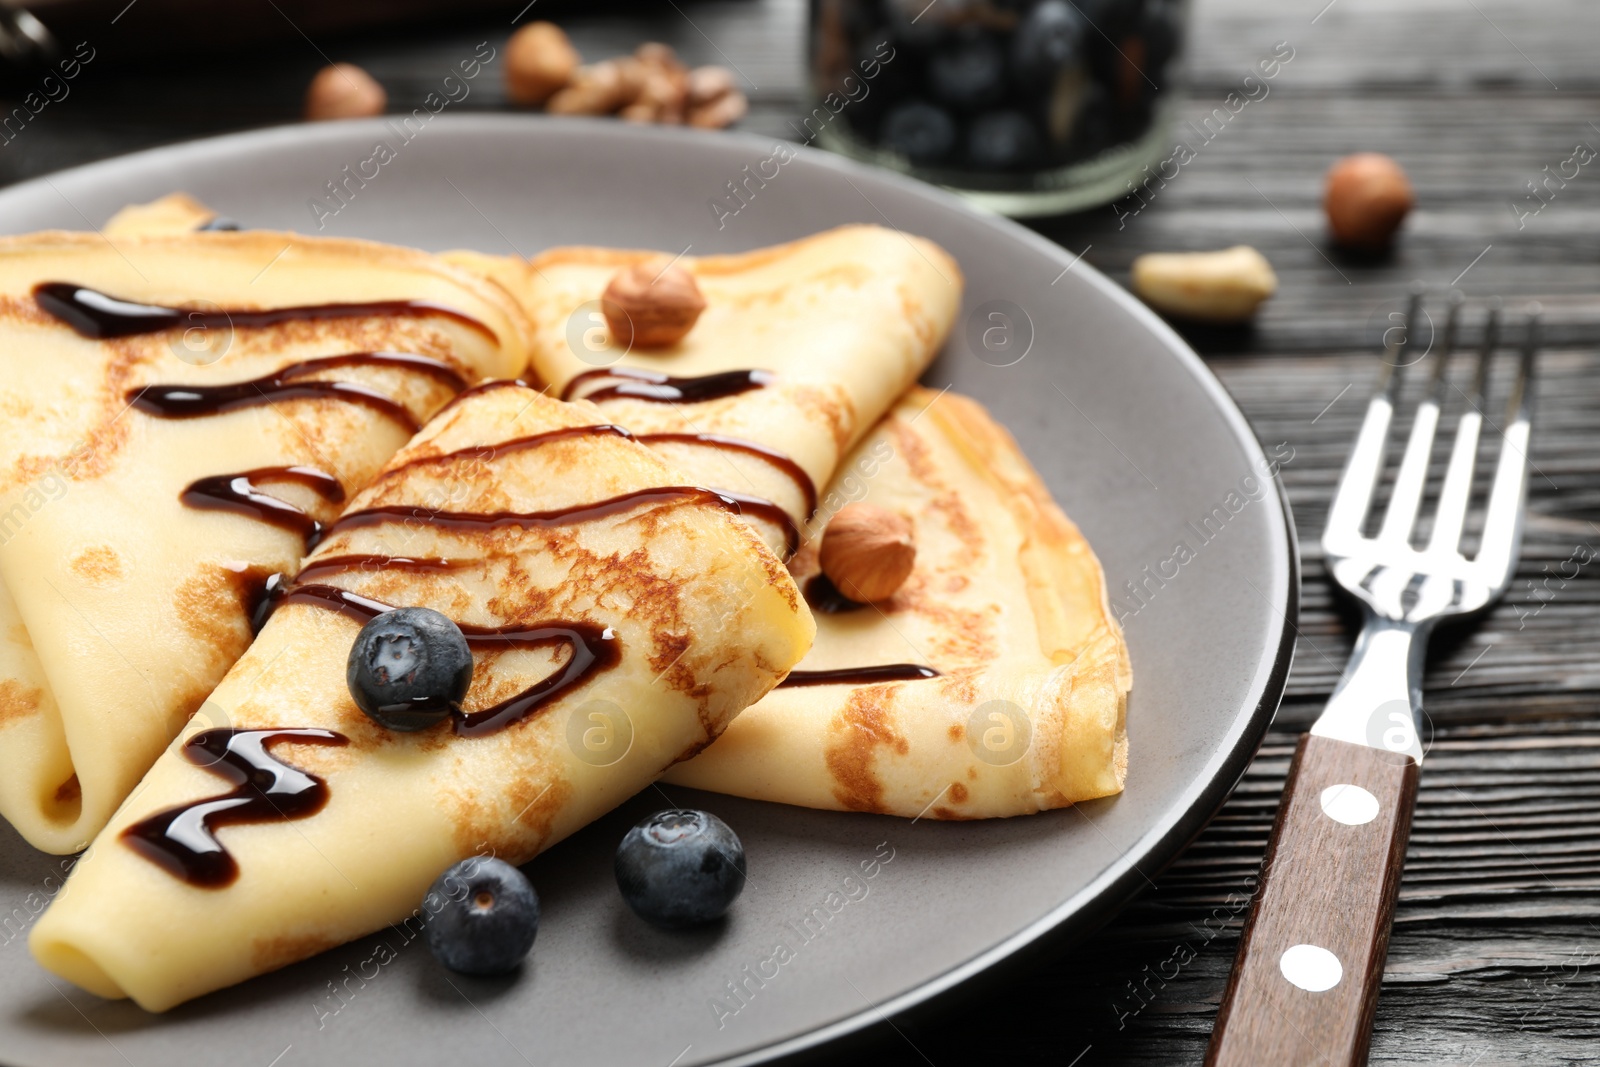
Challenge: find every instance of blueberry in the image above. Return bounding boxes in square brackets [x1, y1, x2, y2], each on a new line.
[346, 607, 473, 732]
[879, 100, 958, 164]
[968, 111, 1042, 170]
[615, 809, 746, 929]
[927, 29, 1005, 109]
[424, 857, 539, 975]
[1011, 0, 1087, 88]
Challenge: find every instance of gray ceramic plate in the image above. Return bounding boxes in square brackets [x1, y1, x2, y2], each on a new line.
[0, 116, 1294, 1067]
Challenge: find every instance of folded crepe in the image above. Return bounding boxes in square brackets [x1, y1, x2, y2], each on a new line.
[95, 202, 965, 562]
[31, 383, 811, 1011]
[665, 387, 1131, 818]
[491, 227, 963, 557]
[0, 230, 529, 853]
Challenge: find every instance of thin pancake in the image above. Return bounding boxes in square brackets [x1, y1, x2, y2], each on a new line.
[95, 202, 966, 562]
[503, 227, 962, 555]
[0, 230, 529, 853]
[31, 383, 812, 1011]
[666, 387, 1131, 818]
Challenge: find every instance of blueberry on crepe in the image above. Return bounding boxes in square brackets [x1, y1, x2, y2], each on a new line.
[30, 384, 812, 1011]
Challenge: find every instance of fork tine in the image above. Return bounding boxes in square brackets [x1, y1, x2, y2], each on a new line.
[1378, 291, 1462, 545]
[1427, 301, 1499, 555]
[1476, 307, 1539, 580]
[1325, 291, 1421, 546]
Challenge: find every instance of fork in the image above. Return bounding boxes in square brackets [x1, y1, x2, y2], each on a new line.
[1205, 293, 1540, 1067]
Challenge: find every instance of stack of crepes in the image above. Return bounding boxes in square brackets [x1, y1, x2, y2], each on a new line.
[5, 194, 1127, 1012]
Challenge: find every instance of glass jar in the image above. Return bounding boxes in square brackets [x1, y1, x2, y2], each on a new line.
[807, 0, 1189, 217]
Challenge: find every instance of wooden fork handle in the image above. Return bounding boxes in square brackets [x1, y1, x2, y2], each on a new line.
[1205, 735, 1419, 1067]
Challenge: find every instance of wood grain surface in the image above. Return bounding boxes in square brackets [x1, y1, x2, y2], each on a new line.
[1, 1, 1597, 1064]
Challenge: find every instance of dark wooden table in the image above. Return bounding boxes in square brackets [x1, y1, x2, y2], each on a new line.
[5, 1, 1598, 1063]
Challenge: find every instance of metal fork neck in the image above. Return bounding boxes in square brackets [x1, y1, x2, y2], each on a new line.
[1310, 615, 1428, 764]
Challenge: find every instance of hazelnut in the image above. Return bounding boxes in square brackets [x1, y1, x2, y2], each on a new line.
[625, 63, 689, 125]
[687, 88, 748, 129]
[304, 63, 386, 121]
[1130, 246, 1277, 323]
[601, 261, 707, 349]
[547, 59, 641, 115]
[506, 22, 580, 106]
[686, 65, 737, 108]
[635, 42, 686, 78]
[1324, 153, 1414, 249]
[820, 504, 916, 604]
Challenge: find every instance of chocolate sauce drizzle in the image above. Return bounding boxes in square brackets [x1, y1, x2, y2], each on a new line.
[436, 377, 534, 413]
[715, 491, 801, 557]
[181, 466, 345, 551]
[377, 423, 633, 481]
[248, 572, 289, 634]
[777, 665, 941, 688]
[637, 432, 818, 518]
[34, 282, 494, 342]
[366, 423, 805, 554]
[323, 484, 799, 556]
[560, 366, 775, 405]
[284, 584, 619, 738]
[293, 553, 473, 585]
[121, 727, 348, 888]
[129, 352, 467, 433]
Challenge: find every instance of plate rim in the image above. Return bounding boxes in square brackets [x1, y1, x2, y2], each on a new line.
[0, 114, 1299, 1067]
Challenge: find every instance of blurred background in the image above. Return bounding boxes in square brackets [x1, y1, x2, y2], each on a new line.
[3, 1, 1599, 1063]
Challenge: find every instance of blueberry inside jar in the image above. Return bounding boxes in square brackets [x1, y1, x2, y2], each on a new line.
[808, 0, 1189, 216]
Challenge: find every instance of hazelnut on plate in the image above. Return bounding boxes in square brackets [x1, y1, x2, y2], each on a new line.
[506, 22, 580, 106]
[304, 64, 386, 121]
[820, 504, 916, 604]
[1324, 152, 1414, 249]
[601, 262, 707, 349]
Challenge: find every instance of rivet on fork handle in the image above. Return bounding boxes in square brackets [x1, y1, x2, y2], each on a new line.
[1205, 735, 1418, 1067]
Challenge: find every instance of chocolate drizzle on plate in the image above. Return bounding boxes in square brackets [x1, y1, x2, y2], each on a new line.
[34, 282, 495, 342]
[284, 584, 619, 738]
[778, 664, 940, 688]
[560, 366, 775, 405]
[121, 727, 348, 888]
[129, 352, 467, 433]
[182, 466, 345, 551]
